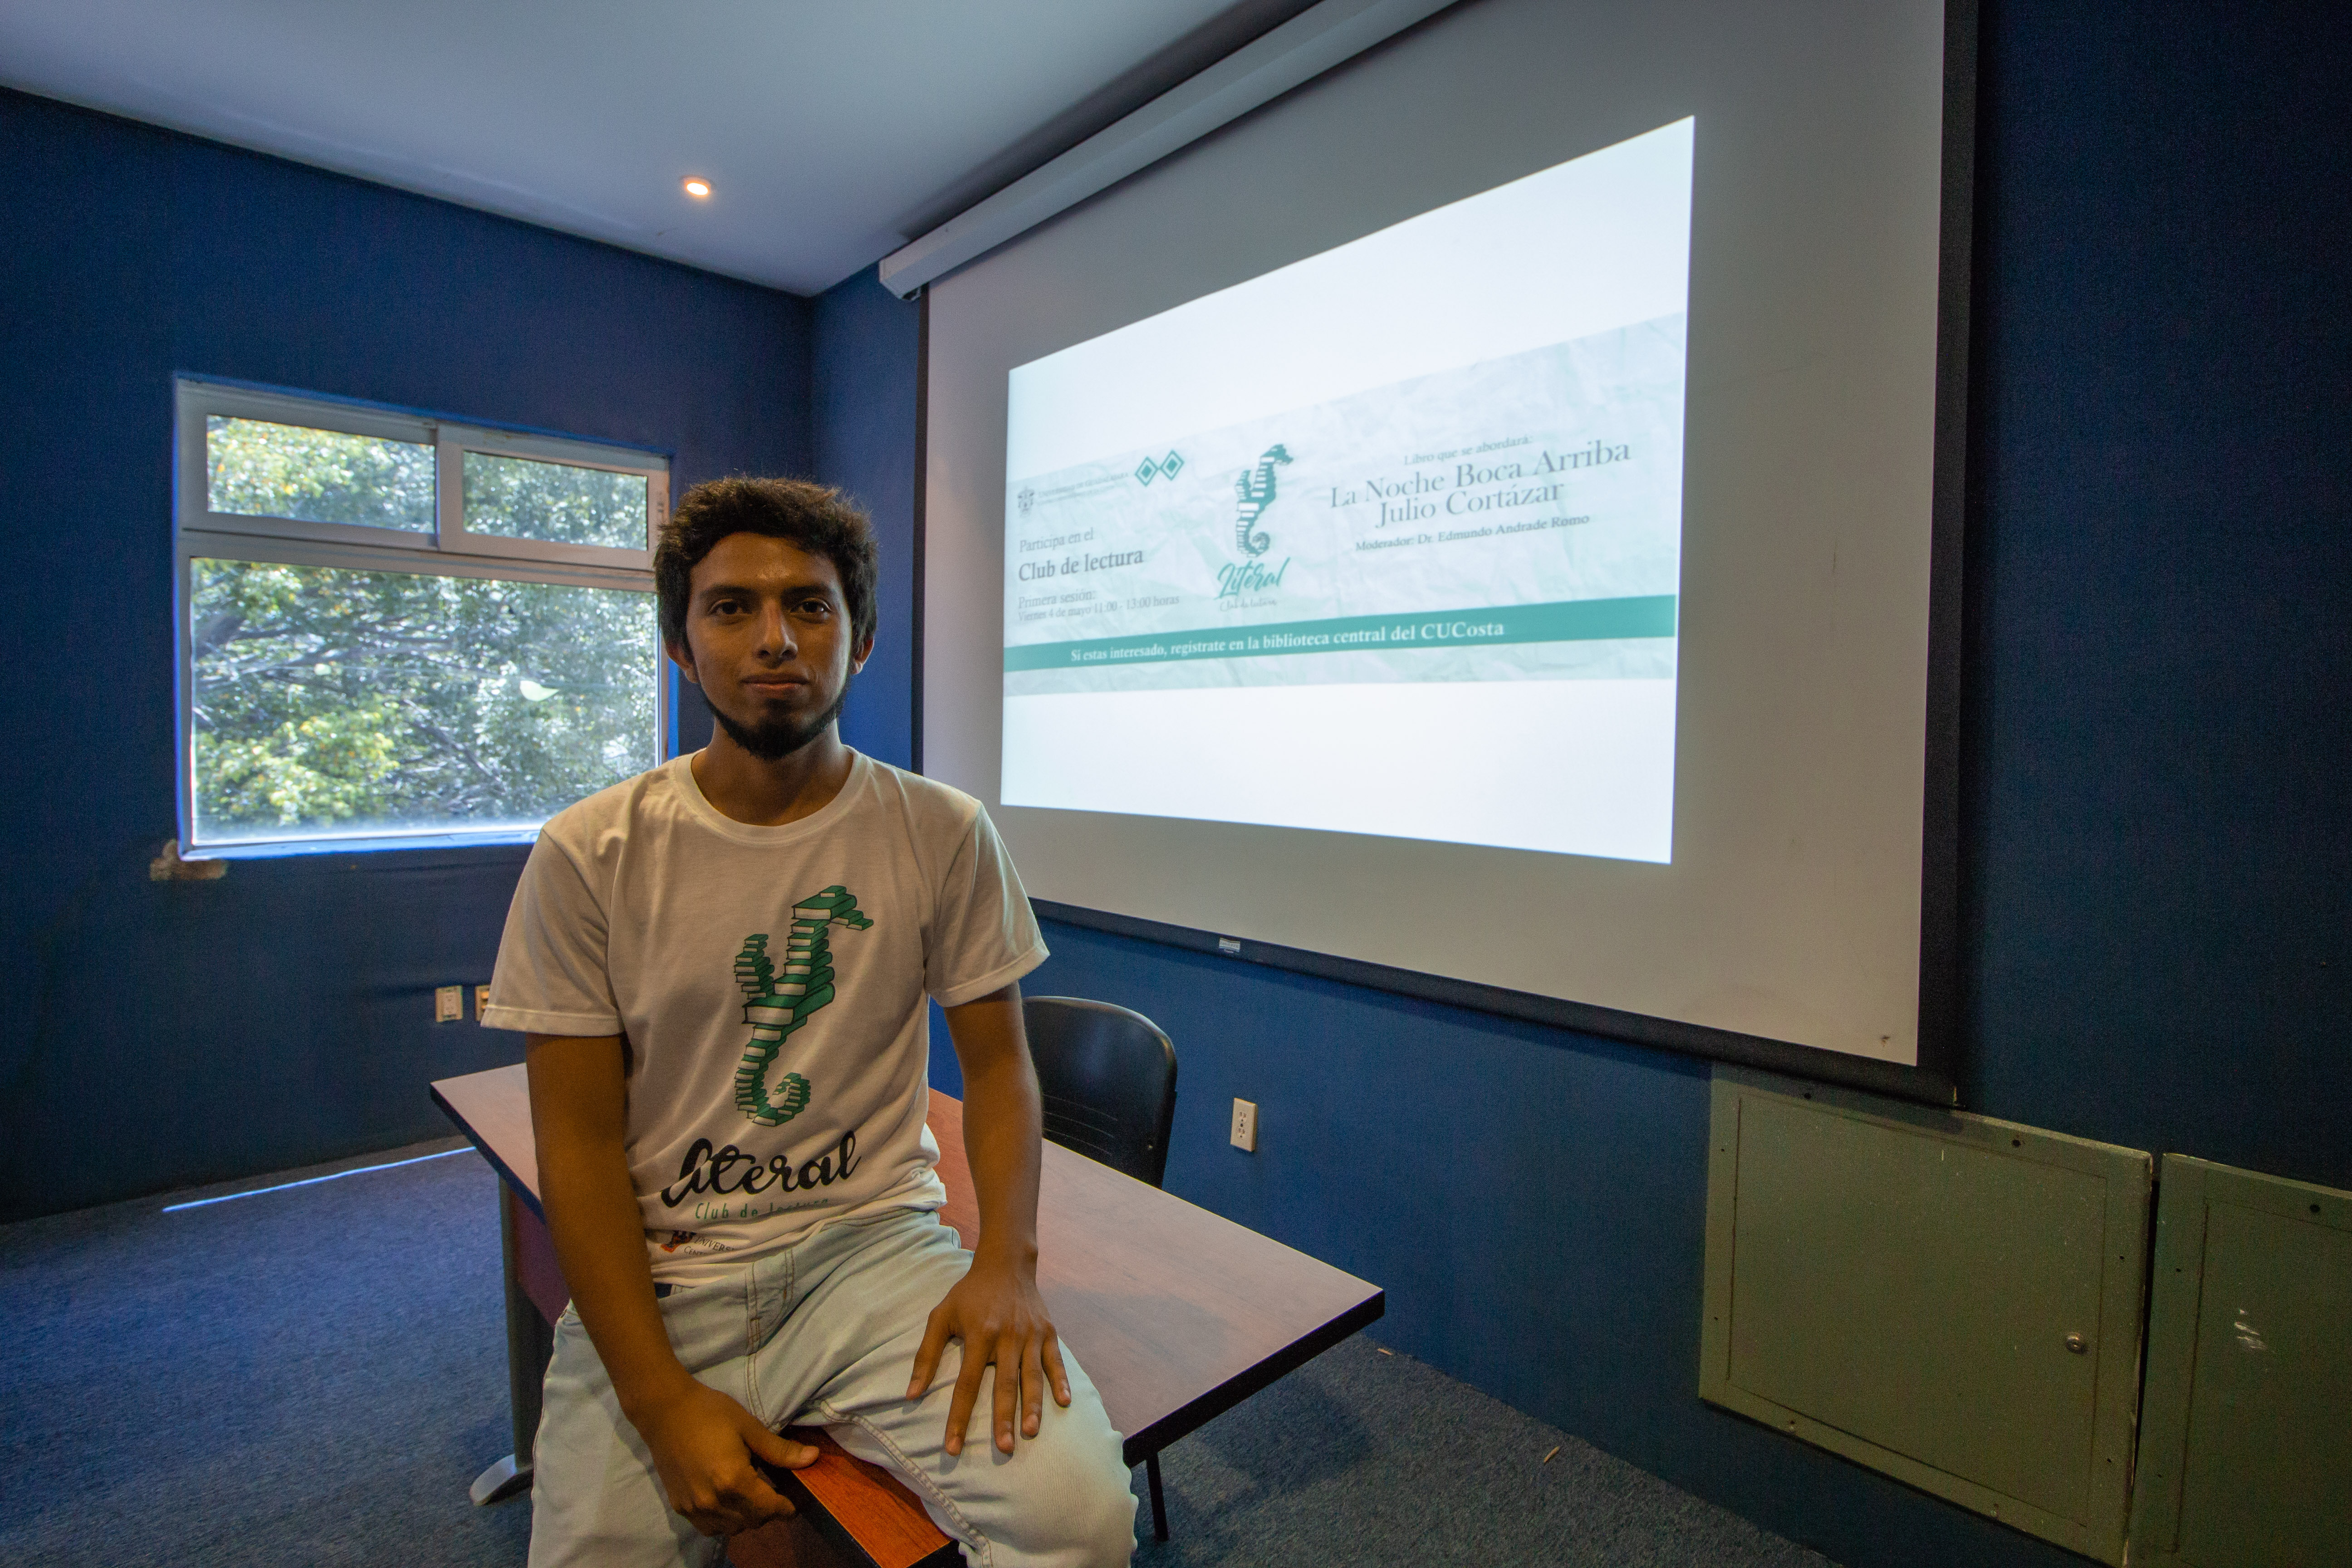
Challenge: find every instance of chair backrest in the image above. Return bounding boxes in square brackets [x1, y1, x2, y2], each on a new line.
[1023, 995, 1178, 1189]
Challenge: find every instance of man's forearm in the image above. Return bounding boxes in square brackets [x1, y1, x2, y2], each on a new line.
[952, 1003, 1045, 1264]
[908, 985, 1071, 1453]
[538, 1131, 700, 1416]
[526, 1034, 696, 1423]
[525, 1033, 814, 1528]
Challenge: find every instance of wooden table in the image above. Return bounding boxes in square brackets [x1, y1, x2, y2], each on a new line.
[432, 1064, 1383, 1568]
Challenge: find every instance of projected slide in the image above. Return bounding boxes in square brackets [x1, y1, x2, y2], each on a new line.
[1003, 119, 1692, 862]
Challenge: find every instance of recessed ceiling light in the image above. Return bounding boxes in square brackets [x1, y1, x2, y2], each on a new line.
[683, 178, 712, 199]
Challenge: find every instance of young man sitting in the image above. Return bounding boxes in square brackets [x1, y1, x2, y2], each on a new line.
[483, 477, 1137, 1568]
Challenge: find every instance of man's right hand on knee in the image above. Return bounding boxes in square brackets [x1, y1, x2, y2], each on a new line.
[632, 1378, 818, 1539]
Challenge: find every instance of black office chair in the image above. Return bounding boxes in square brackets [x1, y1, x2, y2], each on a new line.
[1023, 995, 1178, 1188]
[1020, 995, 1180, 1539]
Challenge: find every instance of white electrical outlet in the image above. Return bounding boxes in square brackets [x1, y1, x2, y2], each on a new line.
[434, 985, 463, 1023]
[475, 985, 493, 1022]
[1230, 1098, 1259, 1152]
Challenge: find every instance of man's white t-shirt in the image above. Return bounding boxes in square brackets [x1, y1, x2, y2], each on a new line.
[483, 750, 1047, 1286]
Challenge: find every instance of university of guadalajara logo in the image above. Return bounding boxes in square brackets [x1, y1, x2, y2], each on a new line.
[1134, 449, 1185, 486]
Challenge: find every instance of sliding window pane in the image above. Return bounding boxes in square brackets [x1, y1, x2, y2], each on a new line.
[206, 417, 435, 531]
[188, 559, 657, 844]
[464, 451, 649, 549]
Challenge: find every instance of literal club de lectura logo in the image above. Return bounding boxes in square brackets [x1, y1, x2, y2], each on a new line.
[730, 887, 870, 1128]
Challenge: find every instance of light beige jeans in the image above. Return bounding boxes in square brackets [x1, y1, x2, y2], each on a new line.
[526, 1208, 1136, 1568]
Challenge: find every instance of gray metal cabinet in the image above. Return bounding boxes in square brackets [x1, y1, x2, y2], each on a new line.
[2127, 1154, 2352, 1568]
[1701, 1068, 2152, 1563]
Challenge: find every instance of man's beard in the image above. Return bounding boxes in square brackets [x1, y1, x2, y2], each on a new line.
[709, 680, 851, 761]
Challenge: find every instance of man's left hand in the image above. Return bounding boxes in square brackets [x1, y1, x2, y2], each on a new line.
[907, 1248, 1072, 1456]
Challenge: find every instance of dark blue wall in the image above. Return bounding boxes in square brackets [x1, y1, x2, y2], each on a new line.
[1955, 0, 2351, 1188]
[0, 90, 813, 1219]
[871, 5, 2352, 1567]
[815, 270, 922, 772]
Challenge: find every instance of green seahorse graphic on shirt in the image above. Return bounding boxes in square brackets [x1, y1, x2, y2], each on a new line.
[732, 887, 872, 1127]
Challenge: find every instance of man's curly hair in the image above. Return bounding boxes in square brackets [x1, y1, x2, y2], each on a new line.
[654, 477, 879, 652]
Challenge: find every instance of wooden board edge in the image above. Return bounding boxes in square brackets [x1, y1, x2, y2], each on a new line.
[758, 1463, 884, 1568]
[430, 1081, 545, 1220]
[759, 1433, 956, 1568]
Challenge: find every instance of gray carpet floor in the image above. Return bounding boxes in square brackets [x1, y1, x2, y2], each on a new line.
[1135, 1336, 1831, 1568]
[1, 1142, 1833, 1568]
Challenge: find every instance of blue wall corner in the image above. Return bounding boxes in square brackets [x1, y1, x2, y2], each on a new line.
[0, 88, 813, 1216]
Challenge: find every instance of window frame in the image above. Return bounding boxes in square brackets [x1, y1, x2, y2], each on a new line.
[174, 378, 673, 858]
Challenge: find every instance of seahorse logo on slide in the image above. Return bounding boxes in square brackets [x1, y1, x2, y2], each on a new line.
[1234, 444, 1292, 557]
[731, 887, 872, 1128]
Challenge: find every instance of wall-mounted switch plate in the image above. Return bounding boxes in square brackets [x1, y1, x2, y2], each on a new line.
[434, 985, 463, 1023]
[1230, 1098, 1259, 1152]
[475, 985, 493, 1021]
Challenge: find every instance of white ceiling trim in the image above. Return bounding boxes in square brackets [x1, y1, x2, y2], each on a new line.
[880, 0, 1457, 299]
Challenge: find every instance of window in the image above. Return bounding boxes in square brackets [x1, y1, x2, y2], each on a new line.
[175, 381, 670, 855]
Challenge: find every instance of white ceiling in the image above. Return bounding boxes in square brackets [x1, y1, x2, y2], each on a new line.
[0, 0, 1313, 295]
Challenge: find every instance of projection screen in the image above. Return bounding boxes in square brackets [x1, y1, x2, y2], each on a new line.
[921, 0, 1965, 1087]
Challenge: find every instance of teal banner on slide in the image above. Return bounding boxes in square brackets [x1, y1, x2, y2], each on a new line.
[1003, 594, 1677, 673]
[1005, 313, 1686, 693]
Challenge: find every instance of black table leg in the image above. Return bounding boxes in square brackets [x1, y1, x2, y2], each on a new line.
[1145, 1452, 1169, 1541]
[472, 1185, 554, 1505]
